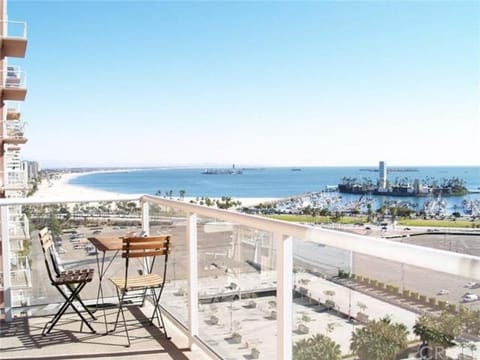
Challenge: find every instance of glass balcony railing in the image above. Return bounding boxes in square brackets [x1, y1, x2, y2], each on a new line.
[3, 66, 27, 89]
[4, 169, 27, 188]
[0, 195, 479, 360]
[1, 21, 28, 58]
[4, 120, 26, 141]
[1, 21, 28, 39]
[6, 102, 21, 120]
[9, 212, 29, 239]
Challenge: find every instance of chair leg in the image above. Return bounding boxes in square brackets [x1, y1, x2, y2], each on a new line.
[149, 288, 161, 327]
[119, 300, 130, 347]
[111, 288, 122, 332]
[61, 284, 96, 334]
[157, 307, 170, 340]
[150, 286, 170, 340]
[43, 283, 96, 335]
[67, 284, 96, 321]
[110, 289, 131, 347]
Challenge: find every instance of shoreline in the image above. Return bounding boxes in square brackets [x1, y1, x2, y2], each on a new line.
[31, 170, 278, 207]
[31, 171, 131, 200]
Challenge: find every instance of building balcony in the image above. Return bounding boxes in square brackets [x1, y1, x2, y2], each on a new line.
[8, 212, 29, 240]
[3, 145, 21, 155]
[1, 66, 27, 101]
[2, 168, 27, 191]
[0, 195, 479, 360]
[5, 255, 32, 290]
[3, 120, 27, 145]
[6, 102, 21, 120]
[4, 155, 21, 169]
[0, 20, 28, 58]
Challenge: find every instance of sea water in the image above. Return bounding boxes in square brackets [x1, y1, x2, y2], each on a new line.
[70, 166, 480, 213]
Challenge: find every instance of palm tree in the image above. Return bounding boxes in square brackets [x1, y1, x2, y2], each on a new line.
[351, 316, 408, 360]
[459, 307, 480, 336]
[311, 207, 318, 224]
[47, 213, 62, 235]
[413, 313, 458, 359]
[366, 203, 372, 222]
[293, 333, 341, 360]
[179, 189, 186, 200]
[357, 301, 367, 314]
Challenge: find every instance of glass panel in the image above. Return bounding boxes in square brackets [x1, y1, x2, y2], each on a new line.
[196, 217, 277, 359]
[13, 201, 144, 316]
[149, 203, 188, 326]
[292, 231, 480, 360]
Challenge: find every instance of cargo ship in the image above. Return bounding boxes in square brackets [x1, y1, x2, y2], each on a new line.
[201, 164, 243, 175]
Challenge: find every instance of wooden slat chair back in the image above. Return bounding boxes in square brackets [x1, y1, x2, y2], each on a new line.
[109, 235, 172, 346]
[38, 227, 96, 335]
[39, 227, 65, 279]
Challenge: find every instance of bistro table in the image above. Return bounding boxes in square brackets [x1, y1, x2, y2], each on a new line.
[88, 236, 124, 333]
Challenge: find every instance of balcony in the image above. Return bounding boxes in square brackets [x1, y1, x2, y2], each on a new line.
[0, 21, 28, 58]
[4, 145, 21, 153]
[4, 155, 21, 169]
[8, 213, 29, 240]
[3, 120, 27, 145]
[0, 195, 479, 360]
[2, 168, 27, 191]
[6, 102, 21, 120]
[1, 66, 27, 101]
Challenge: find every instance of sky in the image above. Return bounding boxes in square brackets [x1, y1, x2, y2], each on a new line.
[7, 0, 480, 168]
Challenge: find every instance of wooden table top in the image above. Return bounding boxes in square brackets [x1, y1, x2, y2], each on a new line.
[88, 236, 124, 252]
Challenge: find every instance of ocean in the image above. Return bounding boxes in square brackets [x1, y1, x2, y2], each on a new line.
[70, 166, 480, 213]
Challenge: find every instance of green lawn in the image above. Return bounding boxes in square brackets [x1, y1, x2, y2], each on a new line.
[265, 214, 367, 225]
[264, 214, 480, 229]
[397, 219, 479, 228]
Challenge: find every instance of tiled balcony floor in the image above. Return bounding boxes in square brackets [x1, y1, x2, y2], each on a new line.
[0, 305, 211, 360]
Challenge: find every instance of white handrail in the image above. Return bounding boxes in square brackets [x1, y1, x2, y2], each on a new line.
[141, 194, 480, 280]
[1, 194, 478, 279]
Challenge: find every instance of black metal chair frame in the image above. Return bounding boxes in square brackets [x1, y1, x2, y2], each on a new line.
[109, 235, 171, 347]
[38, 228, 96, 335]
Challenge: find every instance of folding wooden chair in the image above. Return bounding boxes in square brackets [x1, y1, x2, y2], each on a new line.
[109, 235, 171, 347]
[38, 228, 96, 335]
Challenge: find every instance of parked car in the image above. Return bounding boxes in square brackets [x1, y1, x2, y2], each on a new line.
[462, 293, 479, 302]
[465, 281, 478, 289]
[403, 227, 411, 230]
[437, 289, 450, 295]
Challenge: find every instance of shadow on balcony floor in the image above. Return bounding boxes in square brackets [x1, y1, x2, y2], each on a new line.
[0, 305, 209, 360]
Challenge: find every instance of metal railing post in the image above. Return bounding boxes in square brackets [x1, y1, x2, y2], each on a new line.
[1, 205, 12, 321]
[141, 200, 150, 273]
[141, 200, 149, 235]
[276, 233, 293, 360]
[186, 212, 199, 349]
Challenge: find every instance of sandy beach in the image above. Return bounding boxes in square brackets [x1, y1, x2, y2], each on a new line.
[31, 171, 278, 207]
[31, 171, 134, 200]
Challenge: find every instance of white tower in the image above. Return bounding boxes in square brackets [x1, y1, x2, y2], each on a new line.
[379, 161, 387, 189]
